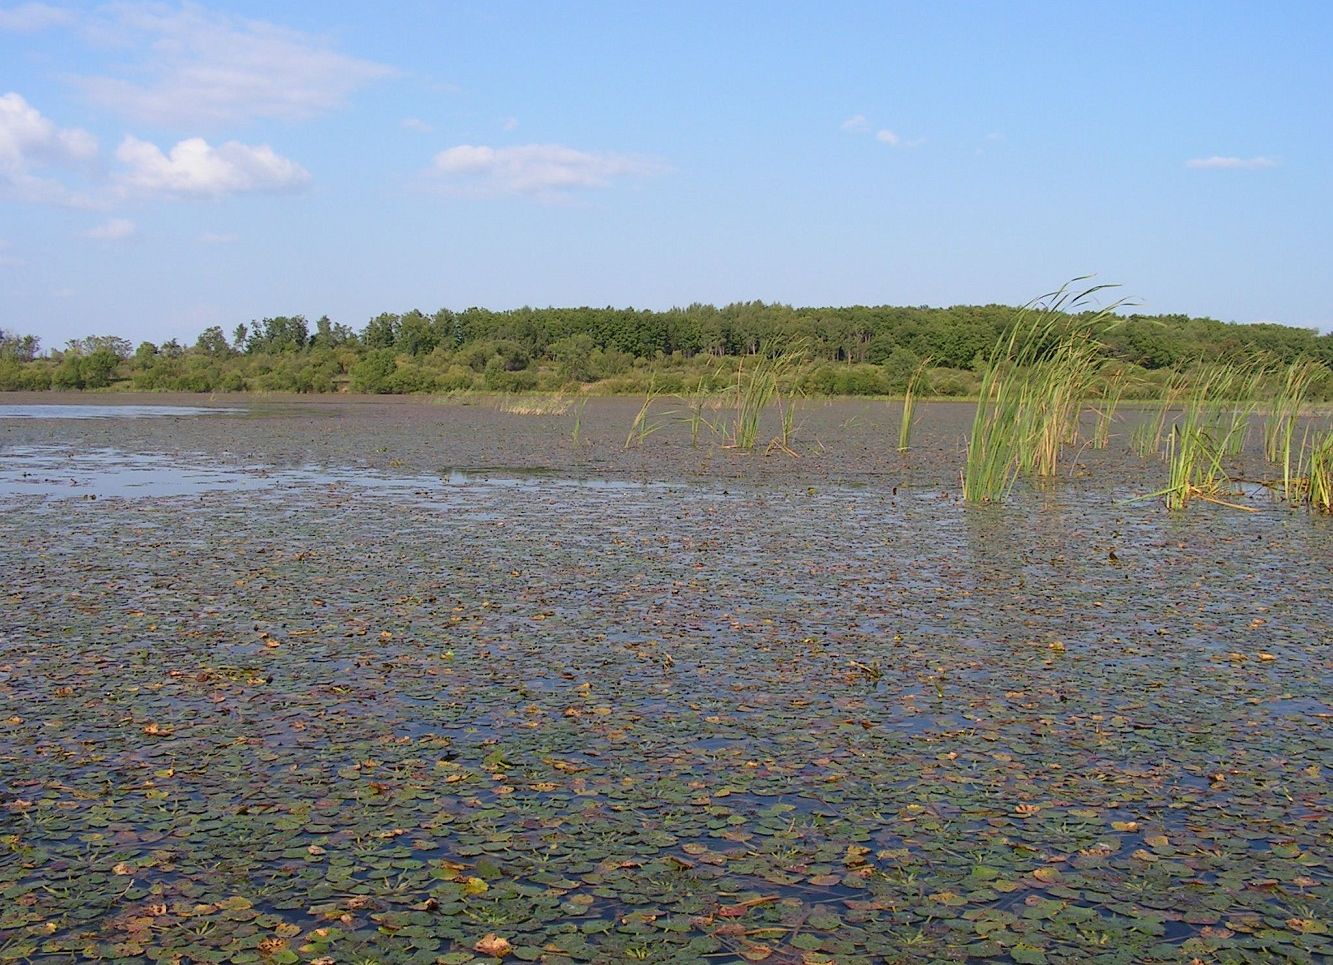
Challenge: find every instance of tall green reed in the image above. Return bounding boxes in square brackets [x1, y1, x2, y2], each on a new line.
[1131, 373, 1187, 459]
[1146, 363, 1255, 510]
[963, 279, 1127, 503]
[624, 379, 669, 449]
[1308, 430, 1333, 513]
[897, 356, 932, 452]
[1091, 372, 1126, 450]
[1263, 359, 1322, 501]
[569, 395, 588, 446]
[679, 376, 713, 447]
[726, 340, 808, 452]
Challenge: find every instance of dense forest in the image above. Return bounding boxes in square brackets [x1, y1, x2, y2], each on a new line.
[3, 302, 1331, 399]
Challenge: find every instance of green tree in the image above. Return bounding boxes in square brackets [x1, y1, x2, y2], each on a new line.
[395, 310, 437, 355]
[362, 312, 399, 350]
[549, 333, 597, 381]
[195, 325, 232, 357]
[0, 329, 41, 362]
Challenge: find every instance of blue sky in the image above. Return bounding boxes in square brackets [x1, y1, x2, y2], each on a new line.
[2, 1, 1330, 350]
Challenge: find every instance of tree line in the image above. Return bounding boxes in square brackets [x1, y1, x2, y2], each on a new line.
[2, 302, 1330, 398]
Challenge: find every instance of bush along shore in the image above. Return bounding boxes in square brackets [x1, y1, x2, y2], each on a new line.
[3, 298, 1330, 400]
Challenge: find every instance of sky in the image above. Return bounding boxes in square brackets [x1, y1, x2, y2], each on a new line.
[2, 1, 1331, 351]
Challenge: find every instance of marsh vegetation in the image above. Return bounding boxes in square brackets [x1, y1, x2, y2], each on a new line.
[2, 294, 1330, 963]
[2, 393, 1331, 964]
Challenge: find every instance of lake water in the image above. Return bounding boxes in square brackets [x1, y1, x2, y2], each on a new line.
[0, 403, 241, 419]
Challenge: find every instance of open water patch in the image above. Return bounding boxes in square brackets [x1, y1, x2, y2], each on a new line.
[0, 445, 673, 502]
[0, 403, 242, 420]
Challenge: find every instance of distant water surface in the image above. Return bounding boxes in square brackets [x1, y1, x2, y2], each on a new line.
[0, 403, 241, 420]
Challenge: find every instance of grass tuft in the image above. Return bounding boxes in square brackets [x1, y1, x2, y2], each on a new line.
[499, 393, 572, 416]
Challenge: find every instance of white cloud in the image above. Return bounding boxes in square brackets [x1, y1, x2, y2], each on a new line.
[401, 117, 432, 133]
[199, 230, 238, 244]
[0, 2, 72, 31]
[0, 91, 97, 164]
[501, 116, 519, 132]
[72, 3, 395, 126]
[430, 143, 668, 199]
[1185, 155, 1279, 170]
[841, 115, 922, 148]
[0, 91, 98, 205]
[84, 217, 136, 240]
[115, 135, 311, 198]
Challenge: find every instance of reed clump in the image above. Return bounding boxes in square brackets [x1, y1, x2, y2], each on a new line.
[624, 379, 670, 449]
[897, 356, 932, 452]
[569, 395, 588, 446]
[725, 341, 809, 453]
[1267, 424, 1333, 512]
[1145, 363, 1257, 510]
[963, 279, 1127, 504]
[769, 388, 804, 457]
[1131, 373, 1187, 459]
[1308, 431, 1333, 513]
[620, 345, 810, 455]
[676, 375, 722, 448]
[1263, 359, 1322, 501]
[1091, 371, 1127, 450]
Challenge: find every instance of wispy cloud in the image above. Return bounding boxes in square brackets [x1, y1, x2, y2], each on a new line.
[841, 113, 922, 148]
[0, 91, 99, 206]
[0, 2, 72, 31]
[199, 231, 238, 244]
[1185, 155, 1279, 170]
[401, 117, 432, 133]
[430, 143, 668, 199]
[84, 217, 136, 240]
[501, 116, 519, 132]
[116, 136, 311, 198]
[70, 3, 395, 126]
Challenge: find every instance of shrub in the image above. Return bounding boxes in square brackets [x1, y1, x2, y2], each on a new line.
[483, 362, 538, 392]
[926, 368, 977, 397]
[803, 363, 889, 397]
[350, 349, 397, 393]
